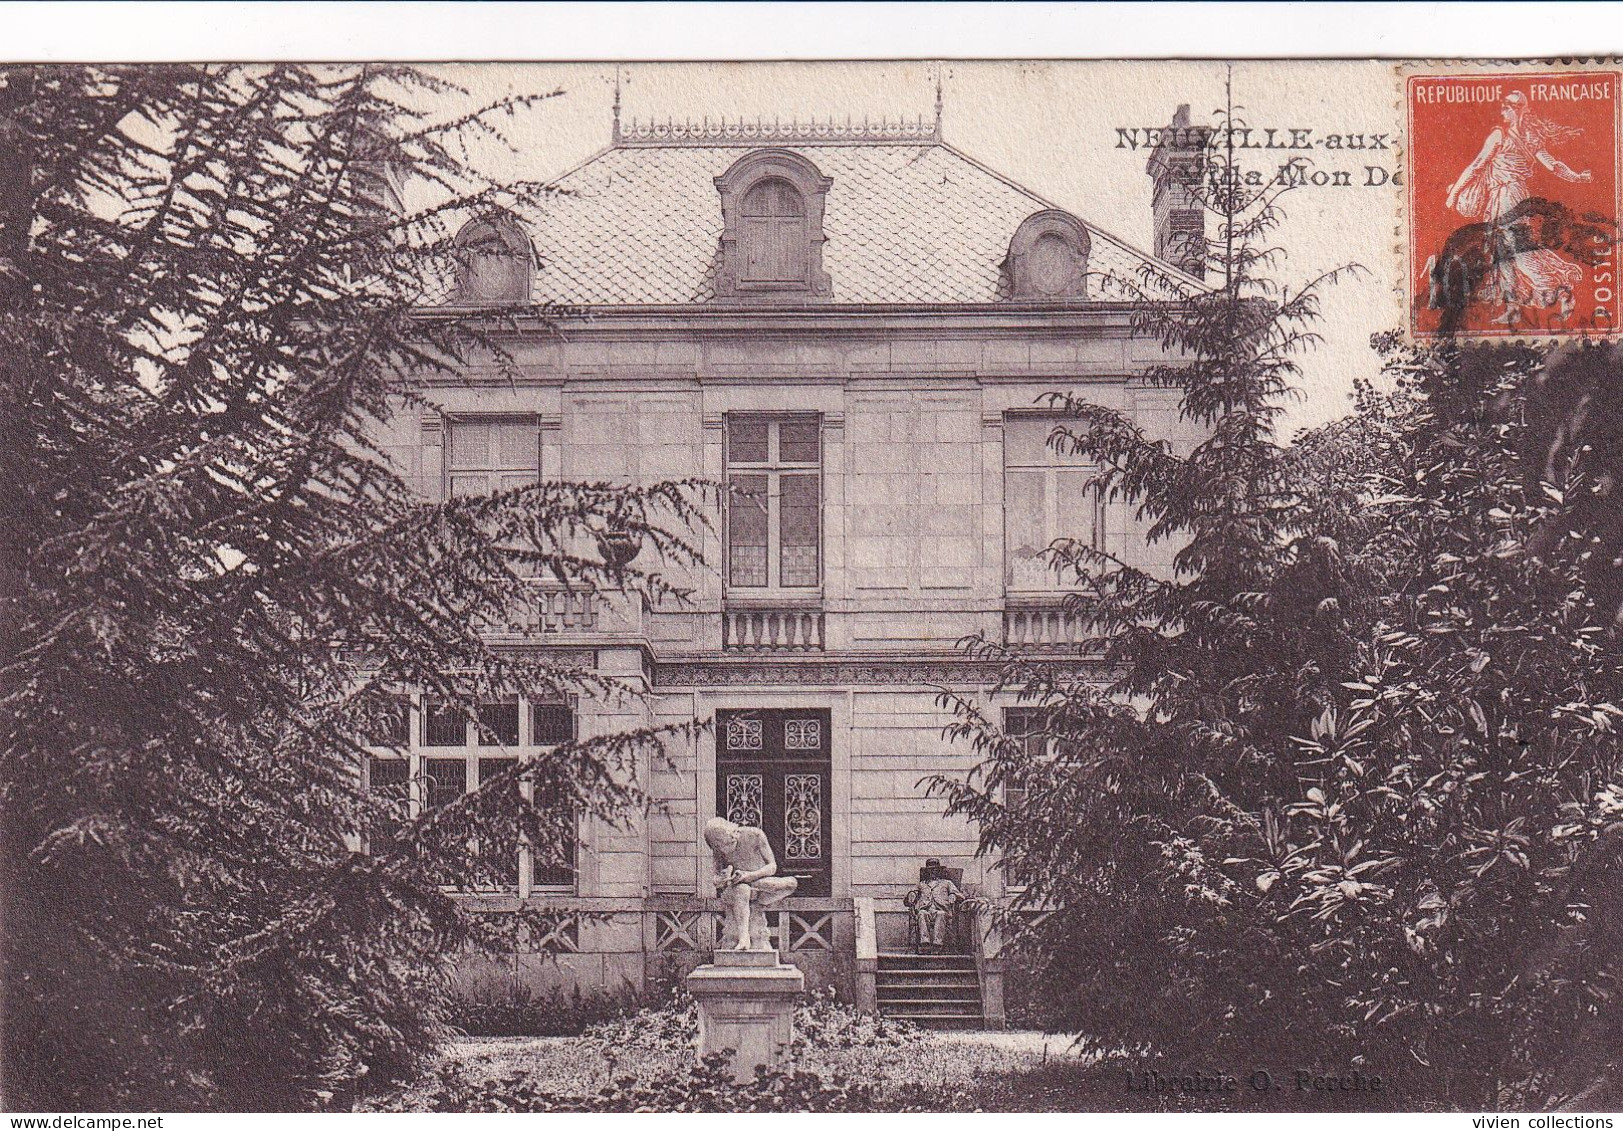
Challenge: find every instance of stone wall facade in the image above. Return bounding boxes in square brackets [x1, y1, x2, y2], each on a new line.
[381, 303, 1198, 1025]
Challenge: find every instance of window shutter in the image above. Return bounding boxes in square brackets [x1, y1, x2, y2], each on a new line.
[1005, 416, 1097, 591]
[1056, 468, 1097, 558]
[768, 215, 807, 281]
[449, 422, 491, 470]
[741, 179, 807, 284]
[497, 422, 536, 467]
[744, 215, 772, 280]
[446, 419, 538, 497]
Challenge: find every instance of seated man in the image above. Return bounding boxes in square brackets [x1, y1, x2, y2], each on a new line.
[904, 858, 964, 953]
[704, 816, 797, 951]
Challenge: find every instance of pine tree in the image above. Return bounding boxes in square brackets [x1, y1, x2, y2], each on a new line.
[931, 83, 1623, 1106]
[928, 83, 1382, 1074]
[0, 64, 704, 1110]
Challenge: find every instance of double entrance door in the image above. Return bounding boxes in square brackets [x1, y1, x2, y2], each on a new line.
[716, 708, 832, 898]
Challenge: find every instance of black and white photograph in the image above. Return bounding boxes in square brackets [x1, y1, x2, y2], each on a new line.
[5, 4, 1623, 1119]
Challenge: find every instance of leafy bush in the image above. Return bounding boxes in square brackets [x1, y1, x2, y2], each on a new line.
[381, 988, 921, 1113]
[583, 983, 919, 1056]
[394, 1054, 887, 1113]
[447, 979, 650, 1038]
[583, 985, 700, 1053]
[930, 91, 1623, 1110]
[794, 985, 921, 1051]
[1002, 957, 1067, 1033]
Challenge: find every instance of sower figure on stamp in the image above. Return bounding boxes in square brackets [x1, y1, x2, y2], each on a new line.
[1444, 90, 1593, 325]
[705, 816, 797, 951]
[904, 858, 964, 953]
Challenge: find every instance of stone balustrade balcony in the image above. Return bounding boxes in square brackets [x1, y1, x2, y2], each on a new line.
[722, 601, 825, 652]
[482, 581, 646, 641]
[1002, 598, 1094, 651]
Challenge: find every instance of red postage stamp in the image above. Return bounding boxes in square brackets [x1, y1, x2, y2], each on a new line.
[1408, 69, 1623, 339]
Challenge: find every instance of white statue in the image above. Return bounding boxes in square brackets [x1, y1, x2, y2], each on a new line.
[704, 816, 797, 950]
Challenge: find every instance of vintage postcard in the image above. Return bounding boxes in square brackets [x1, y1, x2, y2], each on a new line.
[6, 45, 1623, 1120]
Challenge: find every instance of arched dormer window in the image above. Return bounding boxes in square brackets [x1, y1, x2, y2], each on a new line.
[742, 179, 808, 284]
[1004, 209, 1091, 300]
[715, 150, 832, 300]
[449, 211, 532, 305]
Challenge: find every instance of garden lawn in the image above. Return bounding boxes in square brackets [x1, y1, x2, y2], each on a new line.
[398, 1028, 1116, 1111]
[387, 1031, 1413, 1112]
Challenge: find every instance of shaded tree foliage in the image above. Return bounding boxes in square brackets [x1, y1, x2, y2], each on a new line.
[0, 64, 704, 1110]
[932, 93, 1623, 1109]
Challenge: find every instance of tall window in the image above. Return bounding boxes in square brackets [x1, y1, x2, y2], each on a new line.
[446, 419, 539, 498]
[726, 416, 821, 589]
[363, 696, 412, 848]
[1001, 706, 1050, 890]
[741, 178, 808, 285]
[363, 693, 577, 891]
[1003, 414, 1101, 591]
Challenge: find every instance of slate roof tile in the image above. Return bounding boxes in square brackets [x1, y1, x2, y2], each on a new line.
[507, 139, 1196, 307]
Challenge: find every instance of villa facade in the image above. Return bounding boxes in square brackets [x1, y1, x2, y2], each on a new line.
[367, 99, 1207, 1027]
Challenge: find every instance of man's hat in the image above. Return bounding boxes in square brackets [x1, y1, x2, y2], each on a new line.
[924, 858, 943, 869]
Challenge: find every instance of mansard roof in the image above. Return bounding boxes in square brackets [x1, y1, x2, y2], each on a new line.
[507, 117, 1201, 307]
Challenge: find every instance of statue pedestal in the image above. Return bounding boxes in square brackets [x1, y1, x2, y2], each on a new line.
[686, 949, 804, 1083]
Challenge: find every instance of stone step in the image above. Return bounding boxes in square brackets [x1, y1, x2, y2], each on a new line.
[876, 952, 976, 968]
[882, 986, 980, 999]
[879, 997, 982, 1010]
[903, 1015, 985, 1030]
[882, 973, 980, 986]
[874, 951, 985, 1028]
[881, 1003, 985, 1021]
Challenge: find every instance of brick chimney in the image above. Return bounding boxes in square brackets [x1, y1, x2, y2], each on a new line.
[351, 159, 407, 219]
[347, 108, 409, 227]
[1145, 104, 1210, 280]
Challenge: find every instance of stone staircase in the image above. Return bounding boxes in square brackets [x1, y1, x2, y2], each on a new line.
[874, 952, 983, 1028]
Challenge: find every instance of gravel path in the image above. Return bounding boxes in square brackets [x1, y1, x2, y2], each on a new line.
[927, 1030, 1089, 1057]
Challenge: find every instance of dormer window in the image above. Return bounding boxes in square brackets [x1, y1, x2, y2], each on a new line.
[715, 149, 832, 300]
[449, 211, 532, 305]
[1005, 209, 1091, 300]
[742, 179, 808, 284]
